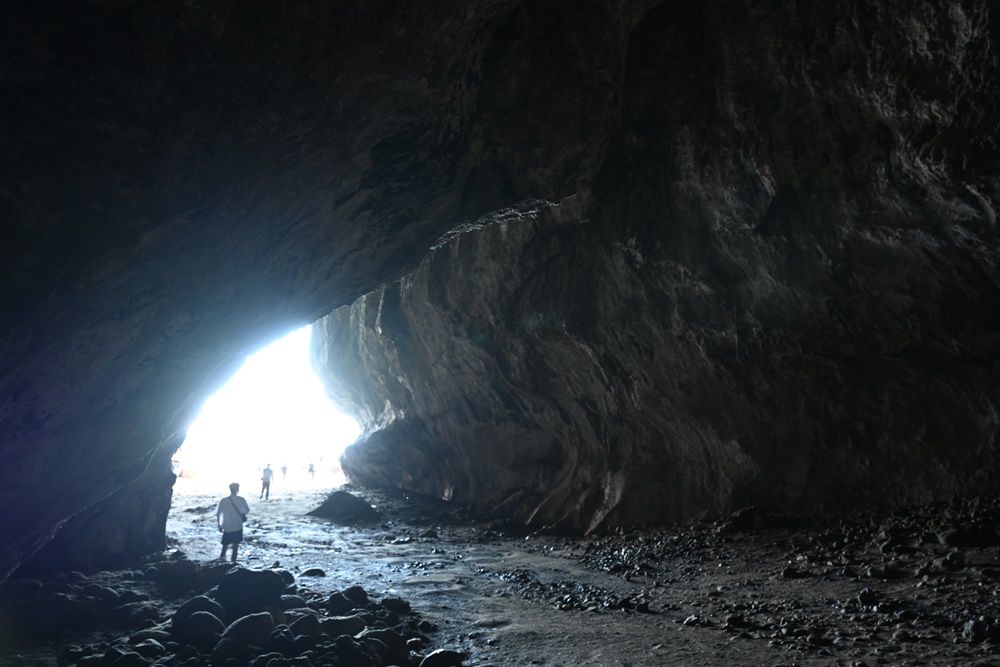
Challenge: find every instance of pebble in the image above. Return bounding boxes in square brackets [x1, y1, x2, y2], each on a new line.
[419, 648, 465, 667]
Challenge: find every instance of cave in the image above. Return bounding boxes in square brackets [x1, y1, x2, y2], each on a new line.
[2, 0, 1000, 665]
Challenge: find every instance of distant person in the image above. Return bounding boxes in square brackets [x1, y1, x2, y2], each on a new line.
[281, 463, 288, 478]
[260, 464, 274, 499]
[217, 482, 250, 563]
[308, 462, 315, 478]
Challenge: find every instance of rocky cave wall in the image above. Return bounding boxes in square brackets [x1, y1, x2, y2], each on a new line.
[0, 0, 613, 579]
[315, 0, 1000, 532]
[1, 0, 998, 579]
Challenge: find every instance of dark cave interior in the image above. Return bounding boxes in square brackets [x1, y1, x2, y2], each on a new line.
[1, 1, 1000, 665]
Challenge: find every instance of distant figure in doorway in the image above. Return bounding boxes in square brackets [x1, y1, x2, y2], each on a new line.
[308, 462, 315, 479]
[260, 464, 274, 499]
[217, 482, 250, 563]
[281, 463, 288, 479]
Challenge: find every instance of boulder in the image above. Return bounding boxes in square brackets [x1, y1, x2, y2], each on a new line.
[184, 611, 226, 653]
[215, 568, 287, 620]
[172, 595, 227, 641]
[307, 492, 381, 523]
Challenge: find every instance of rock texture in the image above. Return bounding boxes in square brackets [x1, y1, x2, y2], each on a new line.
[0, 0, 600, 579]
[0, 0, 998, 577]
[316, 0, 1000, 532]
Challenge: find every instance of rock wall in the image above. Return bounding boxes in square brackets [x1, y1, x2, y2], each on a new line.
[0, 0, 646, 578]
[14, 449, 176, 576]
[316, 0, 1000, 531]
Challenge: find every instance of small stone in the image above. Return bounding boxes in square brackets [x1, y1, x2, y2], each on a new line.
[381, 597, 411, 614]
[245, 651, 284, 667]
[806, 633, 828, 646]
[359, 628, 408, 664]
[341, 585, 370, 606]
[419, 648, 464, 667]
[130, 638, 166, 659]
[319, 614, 366, 637]
[98, 645, 131, 665]
[963, 618, 990, 642]
[58, 645, 86, 664]
[111, 651, 150, 667]
[943, 551, 965, 569]
[857, 588, 878, 607]
[332, 635, 380, 667]
[326, 592, 356, 615]
[278, 594, 308, 610]
[111, 601, 162, 627]
[83, 584, 119, 603]
[892, 628, 912, 642]
[724, 614, 749, 629]
[220, 611, 275, 648]
[129, 628, 172, 645]
[288, 613, 322, 638]
[267, 626, 295, 654]
[293, 633, 317, 654]
[781, 566, 807, 579]
[866, 564, 904, 580]
[300, 568, 326, 577]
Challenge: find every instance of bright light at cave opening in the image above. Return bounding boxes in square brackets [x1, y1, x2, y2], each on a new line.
[172, 325, 361, 495]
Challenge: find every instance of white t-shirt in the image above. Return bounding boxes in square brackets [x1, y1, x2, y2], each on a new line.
[217, 494, 250, 532]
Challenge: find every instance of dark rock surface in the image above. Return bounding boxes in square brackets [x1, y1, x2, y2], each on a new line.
[0, 0, 998, 579]
[14, 447, 177, 576]
[315, 0, 1000, 531]
[306, 491, 382, 524]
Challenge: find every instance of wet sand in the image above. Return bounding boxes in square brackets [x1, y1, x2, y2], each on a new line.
[165, 478, 1000, 666]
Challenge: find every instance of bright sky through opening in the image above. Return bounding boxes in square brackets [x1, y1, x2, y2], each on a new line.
[173, 325, 361, 494]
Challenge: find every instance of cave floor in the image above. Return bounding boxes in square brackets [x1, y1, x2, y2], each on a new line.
[5, 481, 1000, 667]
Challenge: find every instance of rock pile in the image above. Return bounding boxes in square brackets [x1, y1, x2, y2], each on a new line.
[571, 496, 1000, 659]
[0, 555, 459, 667]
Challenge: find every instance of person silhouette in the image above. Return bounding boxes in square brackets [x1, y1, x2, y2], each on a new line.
[217, 482, 250, 563]
[260, 464, 273, 499]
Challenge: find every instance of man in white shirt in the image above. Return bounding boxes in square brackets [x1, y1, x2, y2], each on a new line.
[217, 482, 250, 562]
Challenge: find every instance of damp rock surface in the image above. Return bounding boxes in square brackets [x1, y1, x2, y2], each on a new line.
[316, 0, 1000, 532]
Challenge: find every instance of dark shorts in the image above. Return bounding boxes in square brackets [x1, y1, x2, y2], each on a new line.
[221, 529, 243, 545]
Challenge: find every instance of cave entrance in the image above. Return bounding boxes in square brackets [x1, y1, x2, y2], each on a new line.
[171, 325, 361, 498]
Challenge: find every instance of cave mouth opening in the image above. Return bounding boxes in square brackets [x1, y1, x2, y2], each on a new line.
[171, 324, 361, 499]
